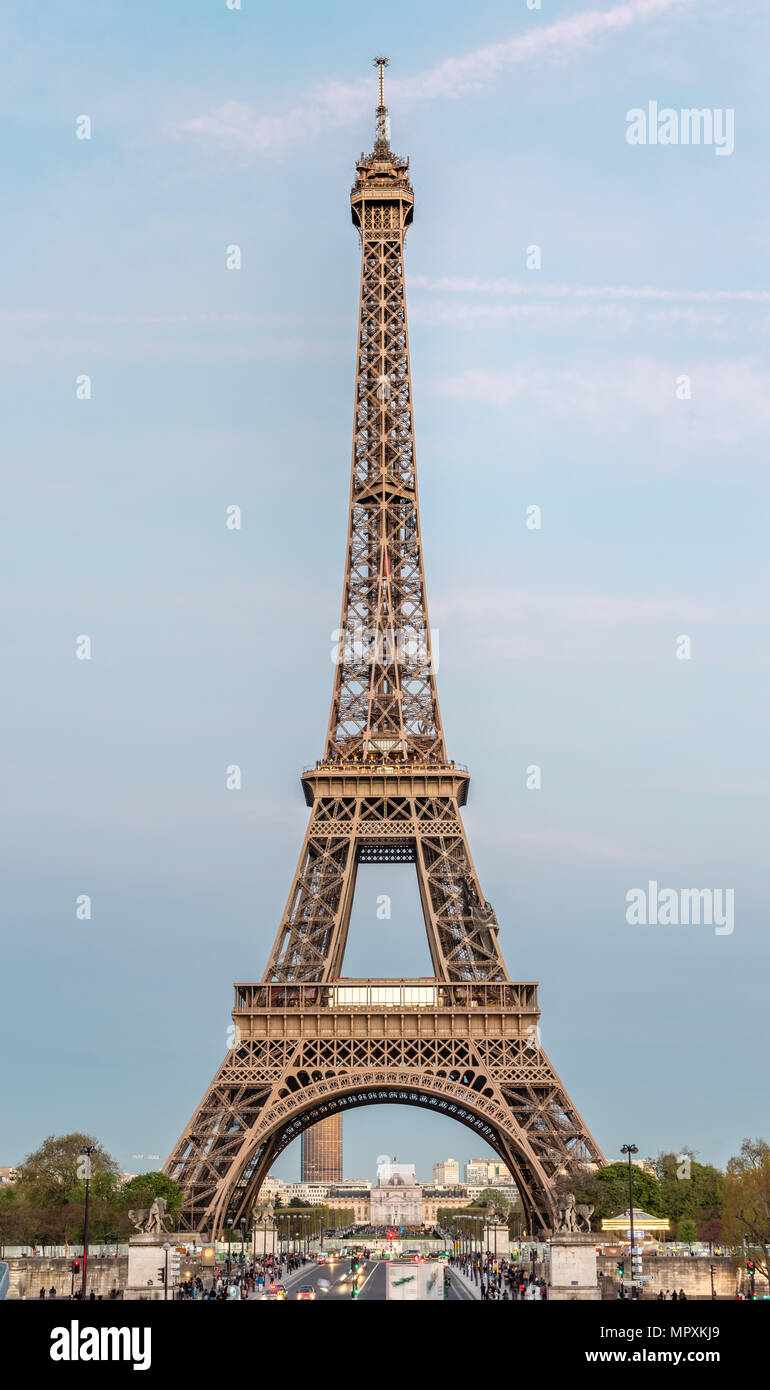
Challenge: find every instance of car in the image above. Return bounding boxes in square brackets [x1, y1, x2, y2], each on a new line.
[296, 1286, 316, 1300]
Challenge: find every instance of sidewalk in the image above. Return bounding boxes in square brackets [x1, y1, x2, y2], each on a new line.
[449, 1266, 481, 1301]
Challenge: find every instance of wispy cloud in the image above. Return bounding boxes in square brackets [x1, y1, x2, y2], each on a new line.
[410, 278, 770, 305]
[410, 299, 733, 331]
[429, 356, 770, 445]
[409, 277, 768, 331]
[432, 585, 768, 669]
[168, 0, 696, 159]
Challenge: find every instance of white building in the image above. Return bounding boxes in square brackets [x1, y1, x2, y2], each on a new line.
[282, 1182, 330, 1203]
[433, 1159, 460, 1186]
[465, 1160, 490, 1186]
[464, 1158, 513, 1187]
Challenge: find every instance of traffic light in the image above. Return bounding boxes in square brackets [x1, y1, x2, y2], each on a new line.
[72, 1260, 80, 1273]
[156, 1268, 166, 1286]
[616, 1261, 625, 1278]
[746, 1260, 755, 1273]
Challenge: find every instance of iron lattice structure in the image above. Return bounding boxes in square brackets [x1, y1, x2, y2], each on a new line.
[165, 68, 605, 1236]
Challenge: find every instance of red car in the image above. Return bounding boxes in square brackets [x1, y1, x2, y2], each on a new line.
[296, 1286, 316, 1300]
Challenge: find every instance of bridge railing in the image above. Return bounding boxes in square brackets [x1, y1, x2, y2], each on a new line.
[234, 981, 538, 1012]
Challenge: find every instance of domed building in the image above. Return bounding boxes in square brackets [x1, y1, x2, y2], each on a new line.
[370, 1159, 423, 1227]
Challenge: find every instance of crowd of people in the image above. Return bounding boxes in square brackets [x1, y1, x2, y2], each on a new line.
[449, 1252, 546, 1301]
[177, 1252, 313, 1301]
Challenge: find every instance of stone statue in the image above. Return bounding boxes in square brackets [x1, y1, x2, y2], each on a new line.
[555, 1191, 577, 1233]
[127, 1196, 172, 1234]
[575, 1203, 594, 1232]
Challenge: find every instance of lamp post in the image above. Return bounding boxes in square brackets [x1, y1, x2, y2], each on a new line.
[621, 1144, 639, 1300]
[162, 1242, 170, 1302]
[79, 1145, 96, 1300]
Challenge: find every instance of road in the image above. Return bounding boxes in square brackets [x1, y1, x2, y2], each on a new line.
[248, 1258, 474, 1302]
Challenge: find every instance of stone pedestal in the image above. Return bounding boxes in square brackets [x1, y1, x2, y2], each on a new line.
[484, 1224, 510, 1257]
[253, 1222, 278, 1261]
[548, 1232, 601, 1301]
[125, 1233, 199, 1301]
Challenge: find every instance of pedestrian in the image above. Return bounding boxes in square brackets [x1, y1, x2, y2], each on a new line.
[49, 1286, 56, 1298]
[39, 1287, 46, 1299]
[671, 1289, 678, 1301]
[678, 1288, 687, 1301]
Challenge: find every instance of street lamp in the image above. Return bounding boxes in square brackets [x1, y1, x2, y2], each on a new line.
[79, 1146, 96, 1301]
[162, 1242, 171, 1302]
[621, 1144, 639, 1300]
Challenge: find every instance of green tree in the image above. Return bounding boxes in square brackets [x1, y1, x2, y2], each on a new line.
[677, 1218, 697, 1244]
[563, 1162, 662, 1223]
[722, 1138, 770, 1285]
[656, 1151, 724, 1237]
[15, 1133, 119, 1208]
[470, 1188, 511, 1210]
[120, 1172, 183, 1227]
[0, 1186, 26, 1253]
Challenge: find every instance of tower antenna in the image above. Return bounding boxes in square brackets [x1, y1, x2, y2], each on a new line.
[373, 55, 389, 107]
[373, 56, 390, 148]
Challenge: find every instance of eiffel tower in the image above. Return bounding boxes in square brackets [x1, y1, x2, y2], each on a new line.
[165, 59, 605, 1237]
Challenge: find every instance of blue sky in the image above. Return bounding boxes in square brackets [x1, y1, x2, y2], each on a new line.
[2, 0, 768, 1185]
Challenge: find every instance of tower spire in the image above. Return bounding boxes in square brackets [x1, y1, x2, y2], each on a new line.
[373, 55, 390, 150]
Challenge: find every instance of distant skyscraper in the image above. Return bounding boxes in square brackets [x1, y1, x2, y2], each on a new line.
[433, 1159, 460, 1186]
[301, 1115, 342, 1183]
